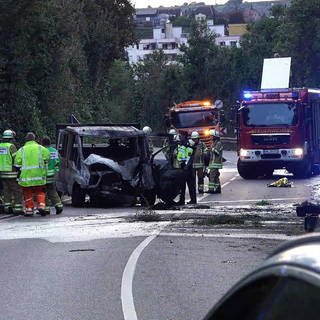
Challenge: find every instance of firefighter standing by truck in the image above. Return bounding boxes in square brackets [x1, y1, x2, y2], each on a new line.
[14, 132, 50, 216]
[190, 131, 207, 194]
[0, 130, 24, 214]
[41, 136, 63, 215]
[207, 129, 223, 194]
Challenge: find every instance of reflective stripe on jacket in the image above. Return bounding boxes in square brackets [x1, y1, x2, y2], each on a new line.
[173, 144, 193, 168]
[46, 146, 60, 178]
[173, 144, 186, 168]
[14, 141, 50, 187]
[208, 140, 223, 169]
[0, 142, 18, 178]
[192, 142, 207, 169]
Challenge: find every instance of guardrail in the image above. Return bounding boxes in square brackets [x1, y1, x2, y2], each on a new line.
[221, 136, 237, 151]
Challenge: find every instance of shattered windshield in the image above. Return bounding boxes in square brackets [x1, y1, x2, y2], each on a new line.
[242, 103, 298, 127]
[171, 110, 218, 128]
[81, 136, 140, 160]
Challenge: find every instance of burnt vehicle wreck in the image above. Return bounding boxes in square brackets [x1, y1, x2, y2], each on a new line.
[56, 124, 184, 207]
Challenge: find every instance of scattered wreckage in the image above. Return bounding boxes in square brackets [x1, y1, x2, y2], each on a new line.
[56, 124, 183, 207]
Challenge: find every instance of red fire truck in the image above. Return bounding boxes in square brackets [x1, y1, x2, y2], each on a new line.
[165, 100, 225, 146]
[236, 88, 320, 179]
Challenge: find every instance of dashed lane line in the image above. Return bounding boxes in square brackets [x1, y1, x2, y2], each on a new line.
[198, 173, 239, 202]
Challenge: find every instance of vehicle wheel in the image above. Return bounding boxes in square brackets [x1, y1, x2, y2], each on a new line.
[293, 160, 313, 178]
[140, 190, 156, 207]
[71, 183, 86, 207]
[237, 160, 258, 179]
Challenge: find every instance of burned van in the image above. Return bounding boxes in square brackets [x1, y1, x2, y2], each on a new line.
[56, 124, 156, 206]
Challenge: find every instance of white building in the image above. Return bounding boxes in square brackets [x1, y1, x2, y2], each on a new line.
[215, 35, 241, 47]
[126, 21, 242, 64]
[126, 23, 188, 64]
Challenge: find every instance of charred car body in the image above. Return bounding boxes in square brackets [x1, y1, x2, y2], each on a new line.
[56, 124, 183, 207]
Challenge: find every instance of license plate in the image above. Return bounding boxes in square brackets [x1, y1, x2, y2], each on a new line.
[263, 149, 279, 154]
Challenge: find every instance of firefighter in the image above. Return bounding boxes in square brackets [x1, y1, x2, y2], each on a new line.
[207, 129, 223, 194]
[142, 126, 154, 154]
[0, 130, 24, 214]
[14, 132, 50, 217]
[190, 131, 207, 194]
[174, 133, 197, 205]
[163, 128, 178, 164]
[41, 136, 63, 215]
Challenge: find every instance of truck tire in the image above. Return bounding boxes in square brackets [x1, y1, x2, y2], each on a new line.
[71, 183, 86, 207]
[292, 160, 313, 178]
[237, 160, 258, 179]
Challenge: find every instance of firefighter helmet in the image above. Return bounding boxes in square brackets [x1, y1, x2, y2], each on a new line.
[169, 128, 177, 135]
[191, 131, 200, 139]
[210, 129, 220, 137]
[2, 129, 15, 139]
[142, 126, 152, 134]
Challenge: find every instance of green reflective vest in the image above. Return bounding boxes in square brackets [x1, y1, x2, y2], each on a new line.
[173, 144, 193, 168]
[14, 141, 50, 187]
[0, 142, 17, 178]
[46, 146, 60, 179]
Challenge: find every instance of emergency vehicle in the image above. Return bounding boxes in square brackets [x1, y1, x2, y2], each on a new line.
[165, 100, 225, 146]
[237, 88, 320, 179]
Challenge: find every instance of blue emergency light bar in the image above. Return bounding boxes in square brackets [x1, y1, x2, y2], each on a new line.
[242, 89, 301, 101]
[243, 91, 252, 100]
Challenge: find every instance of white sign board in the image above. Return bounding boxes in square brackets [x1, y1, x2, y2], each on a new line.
[260, 57, 291, 89]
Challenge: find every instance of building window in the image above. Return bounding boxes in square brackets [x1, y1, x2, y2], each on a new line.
[230, 41, 237, 47]
[219, 41, 226, 46]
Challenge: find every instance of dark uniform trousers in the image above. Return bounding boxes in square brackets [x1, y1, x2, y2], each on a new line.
[179, 166, 197, 204]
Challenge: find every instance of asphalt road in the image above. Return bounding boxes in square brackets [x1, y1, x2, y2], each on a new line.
[0, 150, 315, 320]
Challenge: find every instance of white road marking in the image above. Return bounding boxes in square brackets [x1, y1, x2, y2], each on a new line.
[199, 173, 238, 202]
[230, 174, 239, 181]
[200, 197, 305, 204]
[121, 235, 157, 320]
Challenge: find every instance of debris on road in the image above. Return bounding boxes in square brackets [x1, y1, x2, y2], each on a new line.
[267, 177, 292, 188]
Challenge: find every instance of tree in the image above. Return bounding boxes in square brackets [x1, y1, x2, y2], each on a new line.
[0, 0, 136, 140]
[179, 19, 218, 99]
[277, 0, 320, 87]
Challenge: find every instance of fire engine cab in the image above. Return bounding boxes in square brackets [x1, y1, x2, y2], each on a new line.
[165, 100, 225, 146]
[237, 88, 320, 179]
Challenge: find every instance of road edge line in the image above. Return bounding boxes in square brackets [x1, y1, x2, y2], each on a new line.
[121, 235, 157, 320]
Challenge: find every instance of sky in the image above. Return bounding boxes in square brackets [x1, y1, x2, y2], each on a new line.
[132, 0, 275, 9]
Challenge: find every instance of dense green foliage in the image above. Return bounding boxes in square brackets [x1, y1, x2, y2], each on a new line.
[0, 0, 319, 139]
[0, 0, 135, 141]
